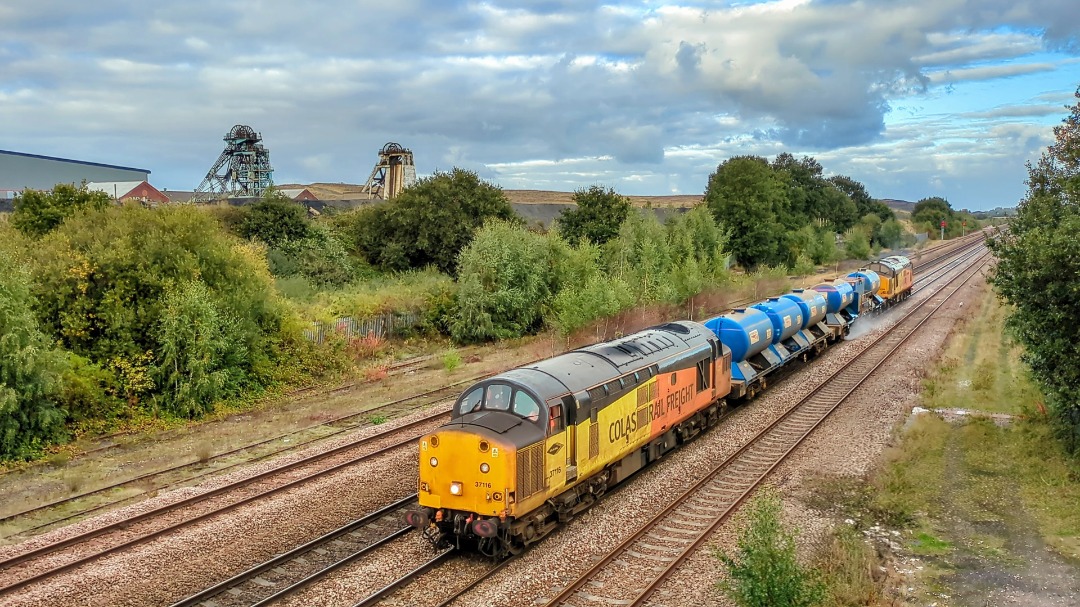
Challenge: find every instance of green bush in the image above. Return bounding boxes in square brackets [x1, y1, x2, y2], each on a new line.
[269, 224, 356, 287]
[240, 190, 311, 248]
[717, 491, 825, 607]
[346, 168, 518, 275]
[29, 205, 291, 417]
[0, 252, 68, 459]
[556, 185, 632, 246]
[843, 226, 872, 260]
[12, 183, 111, 237]
[60, 353, 124, 424]
[451, 220, 555, 342]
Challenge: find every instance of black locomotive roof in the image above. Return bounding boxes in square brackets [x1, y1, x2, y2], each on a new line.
[504, 320, 716, 400]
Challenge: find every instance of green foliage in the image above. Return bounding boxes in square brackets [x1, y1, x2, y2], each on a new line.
[29, 205, 290, 417]
[0, 253, 67, 460]
[557, 185, 632, 246]
[878, 217, 909, 249]
[347, 168, 518, 275]
[268, 223, 356, 287]
[843, 226, 872, 260]
[829, 175, 894, 222]
[551, 275, 635, 336]
[772, 154, 858, 232]
[60, 353, 124, 425]
[705, 156, 788, 268]
[12, 183, 111, 237]
[451, 220, 555, 342]
[717, 491, 826, 607]
[442, 349, 463, 371]
[240, 190, 311, 248]
[990, 86, 1080, 450]
[156, 280, 239, 417]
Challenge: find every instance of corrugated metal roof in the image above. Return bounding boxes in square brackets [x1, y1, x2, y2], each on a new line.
[0, 149, 151, 174]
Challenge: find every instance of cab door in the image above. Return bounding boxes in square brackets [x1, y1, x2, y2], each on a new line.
[543, 402, 568, 491]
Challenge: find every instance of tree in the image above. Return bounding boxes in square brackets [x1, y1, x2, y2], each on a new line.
[911, 196, 953, 233]
[717, 491, 825, 607]
[451, 220, 556, 342]
[351, 168, 518, 275]
[556, 185, 632, 246]
[704, 156, 788, 268]
[29, 205, 290, 417]
[990, 86, 1080, 451]
[240, 190, 311, 248]
[0, 252, 67, 459]
[830, 175, 893, 222]
[12, 183, 111, 237]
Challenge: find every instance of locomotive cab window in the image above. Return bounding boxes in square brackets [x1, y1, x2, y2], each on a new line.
[457, 386, 483, 415]
[512, 390, 541, 422]
[486, 384, 512, 411]
[548, 404, 564, 435]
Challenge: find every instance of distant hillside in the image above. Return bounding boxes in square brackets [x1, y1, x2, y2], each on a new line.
[879, 198, 916, 213]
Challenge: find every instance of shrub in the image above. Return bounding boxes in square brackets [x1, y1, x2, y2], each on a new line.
[716, 491, 825, 607]
[442, 349, 463, 371]
[346, 168, 519, 275]
[240, 190, 311, 248]
[12, 183, 111, 238]
[556, 185, 632, 246]
[0, 252, 68, 460]
[451, 220, 555, 342]
[29, 205, 291, 417]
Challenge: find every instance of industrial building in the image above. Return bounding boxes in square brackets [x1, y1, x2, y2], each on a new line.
[0, 149, 151, 191]
[86, 181, 170, 204]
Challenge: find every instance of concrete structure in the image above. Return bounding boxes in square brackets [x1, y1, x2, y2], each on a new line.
[86, 181, 170, 204]
[0, 149, 150, 191]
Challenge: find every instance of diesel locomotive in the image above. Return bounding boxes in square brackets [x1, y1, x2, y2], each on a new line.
[405, 257, 914, 558]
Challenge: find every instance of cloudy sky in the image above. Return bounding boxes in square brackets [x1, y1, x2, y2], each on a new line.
[3, 1, 1080, 210]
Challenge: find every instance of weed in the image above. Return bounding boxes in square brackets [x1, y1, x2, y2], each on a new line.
[716, 490, 824, 607]
[64, 474, 83, 494]
[815, 524, 885, 607]
[442, 349, 463, 372]
[194, 441, 213, 464]
[369, 414, 389, 425]
[46, 452, 70, 469]
[364, 365, 389, 383]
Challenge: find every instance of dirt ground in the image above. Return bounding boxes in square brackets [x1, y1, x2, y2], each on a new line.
[933, 432, 1080, 606]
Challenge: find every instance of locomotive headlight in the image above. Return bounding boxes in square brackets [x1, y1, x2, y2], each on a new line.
[480, 463, 490, 473]
[429, 457, 438, 467]
[450, 481, 463, 496]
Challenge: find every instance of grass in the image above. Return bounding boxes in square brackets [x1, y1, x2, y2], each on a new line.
[442, 348, 463, 372]
[805, 285, 1080, 603]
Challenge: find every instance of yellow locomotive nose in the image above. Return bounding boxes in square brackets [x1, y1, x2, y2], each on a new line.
[418, 429, 508, 517]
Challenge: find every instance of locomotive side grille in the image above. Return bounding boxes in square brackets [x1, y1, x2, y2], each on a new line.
[516, 443, 546, 499]
[636, 383, 657, 407]
[589, 423, 599, 459]
[637, 404, 651, 429]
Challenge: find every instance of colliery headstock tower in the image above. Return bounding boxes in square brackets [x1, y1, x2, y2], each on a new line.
[192, 125, 274, 202]
[361, 142, 416, 199]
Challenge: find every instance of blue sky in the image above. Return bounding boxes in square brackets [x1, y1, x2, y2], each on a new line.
[2, 1, 1079, 210]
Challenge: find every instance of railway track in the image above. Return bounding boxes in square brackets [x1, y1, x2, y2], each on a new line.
[0, 236, 988, 603]
[0, 377, 477, 537]
[343, 246, 989, 607]
[0, 413, 445, 596]
[3, 231, 983, 539]
[536, 249, 990, 607]
[169, 495, 419, 607]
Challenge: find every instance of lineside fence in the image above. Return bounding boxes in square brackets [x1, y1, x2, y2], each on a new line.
[304, 311, 420, 343]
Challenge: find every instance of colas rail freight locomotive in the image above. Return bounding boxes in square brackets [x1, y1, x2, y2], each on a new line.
[404, 257, 913, 558]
